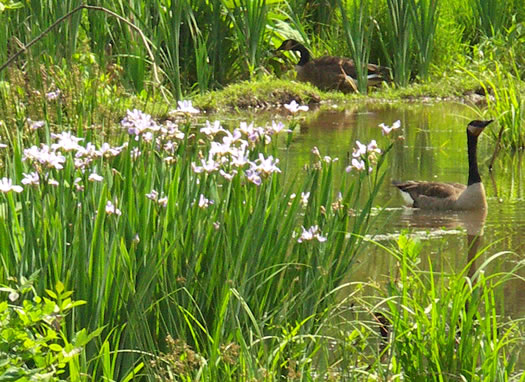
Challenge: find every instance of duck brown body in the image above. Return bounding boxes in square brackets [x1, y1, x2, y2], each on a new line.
[393, 120, 493, 211]
[276, 39, 388, 93]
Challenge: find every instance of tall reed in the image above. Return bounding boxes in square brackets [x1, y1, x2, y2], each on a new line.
[466, 57, 524, 151]
[471, 0, 507, 37]
[223, 0, 269, 76]
[379, 0, 413, 86]
[408, 0, 439, 80]
[338, 0, 374, 93]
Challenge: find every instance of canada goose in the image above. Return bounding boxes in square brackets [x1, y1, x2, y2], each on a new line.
[393, 119, 494, 211]
[275, 39, 389, 93]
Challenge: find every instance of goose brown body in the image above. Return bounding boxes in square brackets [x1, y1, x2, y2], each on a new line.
[276, 39, 389, 93]
[393, 120, 493, 211]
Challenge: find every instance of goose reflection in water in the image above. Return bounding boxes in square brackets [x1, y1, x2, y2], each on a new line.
[395, 207, 487, 281]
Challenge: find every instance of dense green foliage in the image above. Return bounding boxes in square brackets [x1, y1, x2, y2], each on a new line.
[1, 0, 524, 147]
[0, 0, 523, 94]
[0, 275, 101, 380]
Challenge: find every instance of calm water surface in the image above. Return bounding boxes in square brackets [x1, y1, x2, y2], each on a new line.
[225, 102, 525, 317]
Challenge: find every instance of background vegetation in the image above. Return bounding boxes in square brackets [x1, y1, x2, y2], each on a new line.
[1, 0, 524, 147]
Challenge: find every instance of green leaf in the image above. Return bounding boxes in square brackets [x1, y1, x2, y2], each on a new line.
[55, 281, 64, 294]
[45, 289, 57, 299]
[48, 343, 63, 352]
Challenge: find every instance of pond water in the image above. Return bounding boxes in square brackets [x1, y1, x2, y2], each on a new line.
[245, 102, 525, 319]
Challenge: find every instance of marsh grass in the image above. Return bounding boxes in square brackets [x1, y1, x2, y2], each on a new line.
[0, 101, 395, 380]
[471, 0, 508, 38]
[357, 234, 525, 381]
[466, 57, 525, 152]
[408, 0, 439, 80]
[223, 0, 269, 76]
[379, 0, 413, 87]
[1, 0, 524, 98]
[338, 0, 374, 93]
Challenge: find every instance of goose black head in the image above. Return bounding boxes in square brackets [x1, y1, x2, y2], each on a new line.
[467, 119, 493, 137]
[276, 39, 303, 52]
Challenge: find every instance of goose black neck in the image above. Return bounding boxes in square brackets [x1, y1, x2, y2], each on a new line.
[467, 133, 481, 186]
[294, 45, 310, 66]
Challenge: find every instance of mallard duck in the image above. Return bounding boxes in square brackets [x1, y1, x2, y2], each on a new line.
[275, 39, 389, 93]
[393, 119, 494, 211]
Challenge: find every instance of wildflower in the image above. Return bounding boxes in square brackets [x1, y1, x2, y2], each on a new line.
[312, 146, 321, 157]
[346, 158, 372, 173]
[130, 148, 141, 160]
[366, 140, 381, 154]
[297, 225, 327, 243]
[209, 141, 232, 157]
[268, 121, 287, 134]
[254, 154, 281, 175]
[0, 177, 23, 193]
[0, 143, 7, 149]
[163, 121, 185, 140]
[219, 169, 237, 181]
[246, 126, 267, 143]
[48, 179, 59, 186]
[324, 156, 338, 163]
[352, 158, 365, 171]
[88, 172, 103, 182]
[245, 169, 262, 186]
[72, 177, 84, 191]
[21, 172, 39, 186]
[284, 100, 309, 113]
[46, 89, 61, 101]
[142, 131, 154, 142]
[51, 132, 84, 152]
[230, 146, 250, 167]
[379, 120, 401, 135]
[105, 200, 122, 216]
[176, 100, 200, 114]
[146, 189, 159, 201]
[23, 145, 66, 170]
[164, 156, 176, 164]
[352, 140, 368, 158]
[192, 156, 220, 174]
[238, 122, 255, 136]
[331, 192, 344, 212]
[146, 189, 168, 207]
[162, 140, 176, 152]
[300, 192, 310, 207]
[350, 140, 381, 168]
[200, 120, 224, 136]
[76, 142, 101, 158]
[99, 142, 125, 157]
[198, 194, 213, 208]
[8, 291, 19, 302]
[222, 129, 243, 146]
[121, 109, 159, 135]
[27, 119, 45, 130]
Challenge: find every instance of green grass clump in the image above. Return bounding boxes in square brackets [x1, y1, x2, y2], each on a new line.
[357, 234, 525, 381]
[193, 78, 326, 112]
[0, 102, 391, 380]
[0, 275, 102, 381]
